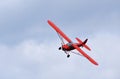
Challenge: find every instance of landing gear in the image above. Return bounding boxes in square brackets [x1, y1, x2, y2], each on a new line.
[67, 54, 70, 58]
[58, 47, 70, 58]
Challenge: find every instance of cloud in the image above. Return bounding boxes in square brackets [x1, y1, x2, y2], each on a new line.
[0, 0, 120, 45]
[0, 40, 56, 79]
[0, 32, 120, 79]
[0, 0, 120, 79]
[89, 32, 120, 79]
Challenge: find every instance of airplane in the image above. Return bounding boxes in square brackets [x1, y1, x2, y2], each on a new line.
[47, 20, 98, 66]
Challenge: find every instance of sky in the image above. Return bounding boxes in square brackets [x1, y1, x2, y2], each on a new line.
[0, 0, 120, 79]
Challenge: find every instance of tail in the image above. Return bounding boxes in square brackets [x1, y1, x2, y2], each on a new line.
[76, 37, 91, 51]
[83, 39, 88, 45]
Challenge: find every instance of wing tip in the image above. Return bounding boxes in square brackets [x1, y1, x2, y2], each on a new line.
[92, 61, 99, 66]
[47, 20, 51, 23]
[94, 62, 99, 66]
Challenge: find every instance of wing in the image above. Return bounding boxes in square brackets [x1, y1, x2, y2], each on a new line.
[47, 20, 72, 43]
[72, 44, 98, 65]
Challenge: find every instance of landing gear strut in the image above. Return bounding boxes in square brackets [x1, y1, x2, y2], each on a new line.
[58, 47, 70, 58]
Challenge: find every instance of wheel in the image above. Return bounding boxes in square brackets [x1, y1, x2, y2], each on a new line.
[67, 54, 70, 58]
[58, 47, 61, 50]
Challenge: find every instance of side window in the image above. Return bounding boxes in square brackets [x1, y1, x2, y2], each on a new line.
[67, 43, 72, 46]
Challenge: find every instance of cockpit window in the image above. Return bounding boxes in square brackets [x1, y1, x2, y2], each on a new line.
[67, 43, 73, 46]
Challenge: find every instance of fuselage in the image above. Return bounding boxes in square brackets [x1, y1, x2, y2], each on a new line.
[62, 42, 82, 51]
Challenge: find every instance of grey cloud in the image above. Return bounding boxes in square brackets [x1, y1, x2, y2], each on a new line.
[0, 0, 120, 78]
[0, 0, 120, 45]
[0, 32, 120, 79]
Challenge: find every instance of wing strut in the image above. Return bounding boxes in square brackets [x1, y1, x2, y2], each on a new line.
[57, 32, 65, 45]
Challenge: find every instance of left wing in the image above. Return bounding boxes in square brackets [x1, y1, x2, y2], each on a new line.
[47, 20, 72, 43]
[72, 44, 98, 66]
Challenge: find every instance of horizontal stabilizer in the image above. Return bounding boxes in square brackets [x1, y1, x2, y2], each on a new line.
[76, 37, 91, 51]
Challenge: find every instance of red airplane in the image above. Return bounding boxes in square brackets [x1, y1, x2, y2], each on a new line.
[47, 20, 98, 66]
